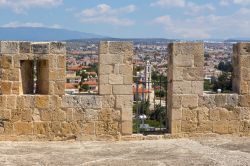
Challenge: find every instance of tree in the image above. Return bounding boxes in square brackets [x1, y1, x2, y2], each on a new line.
[80, 84, 90, 91]
[212, 72, 232, 92]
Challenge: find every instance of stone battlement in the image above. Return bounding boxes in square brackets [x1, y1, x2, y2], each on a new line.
[167, 42, 250, 136]
[0, 41, 133, 141]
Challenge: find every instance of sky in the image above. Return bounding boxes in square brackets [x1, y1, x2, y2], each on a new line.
[1, 0, 250, 39]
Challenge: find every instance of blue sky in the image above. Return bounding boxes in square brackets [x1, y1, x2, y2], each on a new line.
[1, 0, 250, 39]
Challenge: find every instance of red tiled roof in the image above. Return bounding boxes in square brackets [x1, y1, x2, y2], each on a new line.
[65, 83, 78, 89]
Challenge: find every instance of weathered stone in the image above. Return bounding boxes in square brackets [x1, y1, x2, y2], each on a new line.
[109, 74, 123, 84]
[172, 81, 192, 94]
[0, 41, 19, 54]
[210, 108, 220, 121]
[6, 95, 16, 109]
[14, 122, 33, 135]
[50, 42, 66, 54]
[182, 108, 197, 121]
[35, 96, 49, 109]
[113, 85, 132, 95]
[183, 67, 203, 81]
[1, 81, 12, 94]
[181, 121, 197, 132]
[197, 121, 213, 133]
[172, 109, 182, 120]
[99, 85, 112, 95]
[172, 95, 182, 109]
[116, 95, 133, 109]
[19, 42, 31, 53]
[215, 95, 227, 107]
[170, 120, 181, 134]
[33, 122, 50, 135]
[121, 121, 132, 135]
[182, 95, 198, 109]
[31, 43, 49, 54]
[213, 121, 229, 134]
[228, 120, 240, 133]
[197, 107, 209, 122]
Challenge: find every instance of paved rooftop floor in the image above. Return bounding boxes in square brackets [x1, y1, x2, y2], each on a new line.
[0, 135, 249, 166]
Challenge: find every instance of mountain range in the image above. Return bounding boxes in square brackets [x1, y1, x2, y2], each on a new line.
[0, 27, 104, 41]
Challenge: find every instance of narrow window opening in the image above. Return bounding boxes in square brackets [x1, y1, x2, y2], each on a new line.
[20, 60, 49, 94]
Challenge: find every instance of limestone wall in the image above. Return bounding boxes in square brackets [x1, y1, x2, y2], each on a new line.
[168, 42, 250, 136]
[0, 41, 133, 140]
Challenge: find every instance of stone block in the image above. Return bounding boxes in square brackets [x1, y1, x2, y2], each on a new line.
[14, 122, 33, 135]
[50, 42, 66, 54]
[239, 95, 250, 107]
[16, 96, 35, 109]
[3, 122, 13, 135]
[239, 107, 250, 120]
[0, 96, 7, 109]
[0, 56, 13, 69]
[99, 74, 109, 84]
[116, 95, 133, 109]
[197, 121, 213, 133]
[6, 96, 16, 109]
[0, 109, 11, 120]
[85, 109, 98, 122]
[113, 85, 132, 95]
[51, 122, 61, 134]
[57, 56, 66, 69]
[219, 108, 229, 121]
[170, 120, 181, 134]
[0, 41, 19, 54]
[172, 81, 192, 94]
[33, 122, 50, 135]
[199, 94, 216, 108]
[109, 74, 123, 84]
[197, 107, 209, 122]
[172, 67, 183, 81]
[172, 94, 182, 109]
[172, 108, 182, 120]
[109, 42, 133, 55]
[182, 95, 198, 109]
[226, 94, 238, 107]
[35, 95, 49, 109]
[182, 108, 198, 121]
[228, 120, 240, 133]
[83, 122, 95, 135]
[19, 42, 31, 53]
[1, 81, 12, 94]
[215, 95, 227, 107]
[181, 121, 197, 132]
[120, 64, 133, 75]
[99, 64, 113, 75]
[210, 108, 220, 121]
[123, 75, 133, 84]
[191, 81, 203, 95]
[183, 67, 203, 81]
[101, 95, 115, 108]
[99, 41, 108, 54]
[31, 42, 50, 54]
[52, 109, 66, 121]
[11, 82, 21, 95]
[11, 109, 32, 122]
[53, 81, 65, 95]
[121, 120, 132, 135]
[228, 108, 240, 120]
[122, 110, 132, 121]
[40, 109, 52, 121]
[49, 95, 62, 109]
[213, 121, 229, 134]
[72, 109, 85, 121]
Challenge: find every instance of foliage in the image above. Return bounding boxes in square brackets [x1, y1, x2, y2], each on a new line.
[80, 84, 90, 91]
[155, 90, 165, 97]
[212, 72, 232, 92]
[204, 79, 213, 91]
[217, 61, 233, 72]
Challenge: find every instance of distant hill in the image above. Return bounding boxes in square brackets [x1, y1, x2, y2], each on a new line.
[0, 27, 105, 41]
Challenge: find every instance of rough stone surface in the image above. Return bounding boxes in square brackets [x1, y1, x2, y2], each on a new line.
[0, 136, 249, 165]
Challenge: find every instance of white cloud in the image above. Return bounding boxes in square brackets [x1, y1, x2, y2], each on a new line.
[0, 0, 63, 13]
[151, 0, 215, 14]
[220, 0, 250, 5]
[153, 8, 250, 39]
[150, 0, 185, 7]
[77, 4, 136, 26]
[2, 21, 62, 29]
